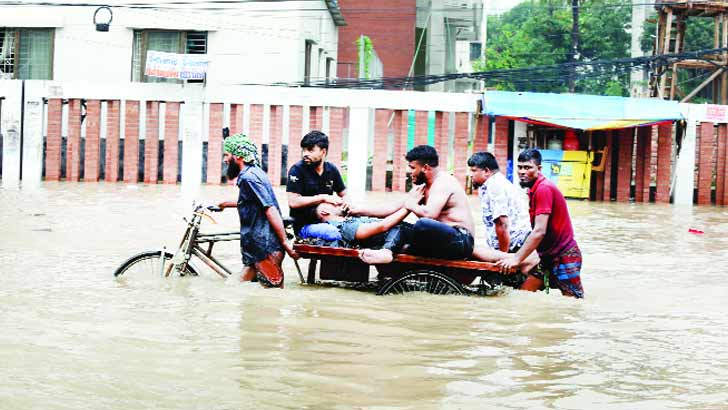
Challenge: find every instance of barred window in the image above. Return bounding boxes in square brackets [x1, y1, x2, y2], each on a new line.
[131, 30, 207, 83]
[0, 28, 54, 80]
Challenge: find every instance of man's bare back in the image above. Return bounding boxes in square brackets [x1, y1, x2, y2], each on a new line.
[422, 172, 475, 233]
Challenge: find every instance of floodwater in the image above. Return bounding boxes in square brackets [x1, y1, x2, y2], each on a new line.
[1, 182, 727, 410]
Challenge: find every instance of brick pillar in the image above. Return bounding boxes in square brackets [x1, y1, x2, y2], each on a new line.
[493, 117, 509, 172]
[230, 104, 244, 134]
[655, 123, 672, 203]
[634, 126, 652, 202]
[206, 103, 224, 184]
[697, 122, 716, 205]
[434, 112, 449, 168]
[143, 101, 160, 184]
[105, 100, 120, 182]
[593, 132, 605, 201]
[372, 109, 390, 192]
[392, 110, 408, 191]
[249, 104, 264, 150]
[473, 114, 489, 154]
[45, 98, 63, 181]
[310, 106, 323, 131]
[66, 99, 82, 182]
[288, 105, 303, 170]
[453, 112, 469, 188]
[616, 128, 634, 202]
[82, 99, 101, 182]
[328, 107, 345, 170]
[602, 131, 614, 201]
[123, 100, 140, 183]
[717, 124, 728, 206]
[268, 105, 283, 185]
[163, 102, 180, 184]
[414, 110, 429, 146]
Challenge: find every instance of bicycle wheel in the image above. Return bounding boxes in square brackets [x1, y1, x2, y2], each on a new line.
[377, 269, 464, 296]
[113, 250, 198, 278]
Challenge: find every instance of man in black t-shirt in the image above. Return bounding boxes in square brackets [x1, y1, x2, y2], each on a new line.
[286, 130, 348, 232]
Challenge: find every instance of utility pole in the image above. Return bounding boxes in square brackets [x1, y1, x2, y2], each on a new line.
[569, 0, 579, 93]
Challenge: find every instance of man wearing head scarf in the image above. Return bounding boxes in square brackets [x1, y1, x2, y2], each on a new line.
[217, 133, 299, 288]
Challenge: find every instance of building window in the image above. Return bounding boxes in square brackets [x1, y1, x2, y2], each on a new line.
[131, 30, 207, 83]
[0, 28, 54, 80]
[304, 40, 313, 85]
[325, 57, 334, 83]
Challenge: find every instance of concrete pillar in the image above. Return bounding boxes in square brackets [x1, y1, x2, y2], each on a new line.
[392, 110, 408, 191]
[84, 99, 102, 182]
[347, 107, 370, 202]
[674, 114, 697, 206]
[45, 98, 63, 181]
[435, 112, 449, 168]
[0, 80, 22, 189]
[67, 99, 82, 182]
[696, 122, 716, 205]
[493, 117, 509, 173]
[453, 112, 469, 188]
[105, 100, 120, 183]
[181, 100, 204, 195]
[655, 123, 673, 203]
[513, 121, 527, 184]
[230, 104, 244, 135]
[19, 82, 44, 188]
[372, 109, 389, 192]
[328, 107, 345, 170]
[414, 110, 428, 146]
[249, 104, 264, 149]
[163, 102, 180, 184]
[427, 0, 446, 92]
[717, 124, 728, 205]
[288, 105, 303, 170]
[206, 103, 223, 184]
[616, 128, 634, 202]
[268, 105, 283, 186]
[143, 101, 160, 184]
[634, 126, 652, 202]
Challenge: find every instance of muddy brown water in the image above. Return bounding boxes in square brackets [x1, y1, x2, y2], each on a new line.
[1, 183, 727, 410]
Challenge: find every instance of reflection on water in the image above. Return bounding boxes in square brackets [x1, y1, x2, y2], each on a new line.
[1, 183, 727, 409]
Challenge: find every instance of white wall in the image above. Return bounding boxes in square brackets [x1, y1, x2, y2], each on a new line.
[0, 1, 339, 86]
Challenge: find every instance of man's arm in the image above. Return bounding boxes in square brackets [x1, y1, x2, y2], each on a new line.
[405, 183, 449, 220]
[494, 216, 510, 252]
[354, 207, 409, 240]
[287, 192, 342, 209]
[495, 213, 548, 271]
[264, 206, 299, 259]
[218, 200, 237, 209]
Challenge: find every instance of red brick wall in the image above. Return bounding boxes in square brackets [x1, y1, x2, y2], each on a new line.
[288, 105, 303, 171]
[84, 99, 101, 182]
[414, 111, 428, 146]
[434, 112, 449, 168]
[634, 126, 652, 202]
[105, 100, 120, 183]
[45, 98, 62, 181]
[328, 107, 346, 170]
[268, 105, 283, 185]
[310, 106, 323, 131]
[453, 112, 469, 188]
[493, 117, 509, 172]
[372, 109, 389, 191]
[603, 131, 614, 201]
[616, 128, 634, 202]
[163, 102, 180, 184]
[123, 101, 140, 183]
[655, 124, 672, 203]
[230, 104, 243, 135]
[697, 122, 715, 205]
[392, 110, 408, 191]
[473, 115, 489, 154]
[337, 0, 416, 79]
[66, 99, 82, 182]
[207, 103, 223, 184]
[717, 124, 728, 206]
[143, 101, 160, 184]
[249, 104, 264, 149]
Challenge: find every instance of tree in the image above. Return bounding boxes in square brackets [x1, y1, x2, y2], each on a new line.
[474, 0, 631, 95]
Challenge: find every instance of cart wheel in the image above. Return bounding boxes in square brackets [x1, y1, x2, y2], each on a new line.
[377, 269, 464, 296]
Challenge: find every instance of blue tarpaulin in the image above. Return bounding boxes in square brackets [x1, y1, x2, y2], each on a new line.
[481, 91, 683, 130]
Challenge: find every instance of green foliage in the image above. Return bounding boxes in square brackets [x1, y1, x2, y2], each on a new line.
[475, 0, 631, 95]
[355, 35, 374, 79]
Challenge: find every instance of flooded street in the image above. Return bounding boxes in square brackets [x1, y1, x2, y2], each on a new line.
[1, 182, 728, 410]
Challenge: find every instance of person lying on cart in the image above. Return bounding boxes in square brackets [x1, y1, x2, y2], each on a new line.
[216, 133, 299, 288]
[312, 186, 422, 264]
[348, 145, 476, 261]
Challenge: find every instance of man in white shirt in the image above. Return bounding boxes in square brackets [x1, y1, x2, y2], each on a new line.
[468, 152, 538, 273]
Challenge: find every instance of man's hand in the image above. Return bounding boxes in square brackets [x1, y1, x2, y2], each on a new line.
[283, 242, 300, 260]
[495, 255, 521, 274]
[404, 185, 425, 211]
[319, 194, 344, 206]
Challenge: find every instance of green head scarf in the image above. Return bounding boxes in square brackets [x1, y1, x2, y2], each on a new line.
[223, 133, 259, 166]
